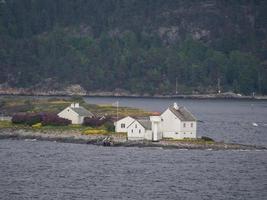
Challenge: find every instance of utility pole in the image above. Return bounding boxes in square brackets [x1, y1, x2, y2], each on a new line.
[175, 77, 178, 95]
[217, 78, 221, 94]
[116, 101, 119, 121]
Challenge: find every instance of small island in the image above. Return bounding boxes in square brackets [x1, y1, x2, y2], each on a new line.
[0, 96, 266, 150]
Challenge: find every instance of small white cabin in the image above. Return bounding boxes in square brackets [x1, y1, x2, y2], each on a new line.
[114, 116, 135, 133]
[127, 119, 152, 141]
[57, 103, 94, 124]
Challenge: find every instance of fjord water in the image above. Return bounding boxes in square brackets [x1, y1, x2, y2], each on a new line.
[0, 140, 266, 200]
[1, 97, 267, 199]
[85, 97, 267, 147]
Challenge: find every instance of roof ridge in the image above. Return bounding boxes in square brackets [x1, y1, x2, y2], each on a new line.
[168, 106, 196, 121]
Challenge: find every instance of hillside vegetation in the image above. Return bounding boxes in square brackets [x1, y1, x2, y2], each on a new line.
[0, 0, 267, 95]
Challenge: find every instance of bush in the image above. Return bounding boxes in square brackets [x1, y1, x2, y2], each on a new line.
[41, 113, 71, 126]
[201, 136, 214, 142]
[83, 116, 111, 127]
[32, 123, 42, 128]
[104, 121, 115, 132]
[82, 129, 108, 135]
[12, 113, 42, 125]
[12, 113, 71, 126]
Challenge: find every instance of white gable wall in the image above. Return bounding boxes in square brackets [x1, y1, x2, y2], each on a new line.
[180, 121, 197, 138]
[161, 108, 181, 139]
[58, 107, 82, 124]
[160, 108, 197, 139]
[127, 120, 152, 140]
[114, 116, 135, 132]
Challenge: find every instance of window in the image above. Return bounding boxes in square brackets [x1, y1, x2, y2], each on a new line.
[191, 123, 193, 128]
[131, 129, 133, 133]
[135, 124, 137, 128]
[139, 129, 141, 133]
[67, 109, 69, 112]
[183, 123, 186, 128]
[121, 123, 125, 128]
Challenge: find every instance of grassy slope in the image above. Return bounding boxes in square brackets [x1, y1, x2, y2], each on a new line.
[0, 96, 152, 135]
[0, 97, 152, 117]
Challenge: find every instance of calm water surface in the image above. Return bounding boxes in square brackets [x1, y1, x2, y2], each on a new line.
[0, 140, 266, 200]
[85, 97, 267, 146]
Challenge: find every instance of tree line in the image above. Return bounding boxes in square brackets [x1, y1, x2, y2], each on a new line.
[0, 0, 266, 95]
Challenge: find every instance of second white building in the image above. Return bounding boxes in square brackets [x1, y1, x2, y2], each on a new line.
[114, 103, 197, 141]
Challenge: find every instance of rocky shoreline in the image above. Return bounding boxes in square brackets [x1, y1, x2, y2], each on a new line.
[0, 129, 266, 150]
[1, 87, 267, 100]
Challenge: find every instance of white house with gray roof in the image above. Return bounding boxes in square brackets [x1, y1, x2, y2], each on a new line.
[114, 116, 135, 133]
[127, 118, 153, 140]
[160, 103, 197, 139]
[57, 103, 94, 124]
[114, 103, 197, 141]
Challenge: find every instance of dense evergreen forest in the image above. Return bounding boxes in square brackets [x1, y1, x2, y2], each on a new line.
[0, 0, 267, 95]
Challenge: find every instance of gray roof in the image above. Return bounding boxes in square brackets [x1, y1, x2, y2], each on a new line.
[127, 119, 152, 130]
[169, 106, 197, 121]
[70, 106, 94, 117]
[138, 119, 152, 130]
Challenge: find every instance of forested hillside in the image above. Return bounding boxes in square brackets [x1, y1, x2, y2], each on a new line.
[0, 0, 267, 95]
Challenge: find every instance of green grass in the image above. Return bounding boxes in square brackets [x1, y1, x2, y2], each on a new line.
[162, 138, 215, 144]
[0, 120, 88, 132]
[0, 121, 13, 128]
[82, 129, 109, 135]
[0, 120, 121, 136]
[0, 97, 152, 118]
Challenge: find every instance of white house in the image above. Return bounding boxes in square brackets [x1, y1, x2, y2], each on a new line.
[127, 118, 152, 140]
[57, 103, 94, 124]
[160, 103, 197, 139]
[114, 116, 135, 132]
[114, 103, 197, 141]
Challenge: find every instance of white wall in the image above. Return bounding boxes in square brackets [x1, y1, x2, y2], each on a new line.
[162, 121, 196, 139]
[161, 109, 181, 136]
[58, 107, 80, 124]
[114, 116, 135, 132]
[144, 130, 152, 140]
[180, 121, 197, 138]
[127, 120, 148, 140]
[160, 108, 197, 139]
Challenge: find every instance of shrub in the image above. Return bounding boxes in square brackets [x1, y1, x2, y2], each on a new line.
[104, 121, 115, 132]
[32, 123, 42, 129]
[201, 136, 214, 142]
[41, 113, 71, 126]
[82, 129, 108, 135]
[12, 113, 71, 126]
[12, 113, 42, 125]
[83, 116, 111, 127]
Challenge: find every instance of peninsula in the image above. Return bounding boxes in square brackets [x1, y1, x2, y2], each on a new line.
[0, 96, 266, 150]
